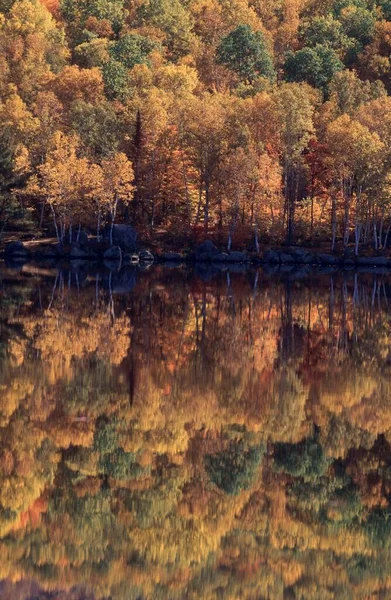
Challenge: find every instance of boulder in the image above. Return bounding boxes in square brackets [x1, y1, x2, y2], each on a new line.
[302, 253, 317, 265]
[279, 252, 296, 265]
[104, 246, 122, 262]
[262, 250, 280, 264]
[5, 241, 30, 258]
[139, 249, 154, 263]
[357, 256, 388, 266]
[103, 225, 137, 251]
[212, 252, 229, 262]
[195, 240, 219, 261]
[226, 251, 250, 263]
[317, 253, 339, 266]
[288, 248, 310, 263]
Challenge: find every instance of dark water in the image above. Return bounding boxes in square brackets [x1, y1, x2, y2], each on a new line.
[1, 262, 391, 599]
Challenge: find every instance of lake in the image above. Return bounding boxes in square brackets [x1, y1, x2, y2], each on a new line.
[1, 262, 391, 599]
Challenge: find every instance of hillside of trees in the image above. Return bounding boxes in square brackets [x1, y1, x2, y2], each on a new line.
[2, 0, 391, 251]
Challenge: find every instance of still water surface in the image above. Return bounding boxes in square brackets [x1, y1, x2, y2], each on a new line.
[1, 262, 391, 599]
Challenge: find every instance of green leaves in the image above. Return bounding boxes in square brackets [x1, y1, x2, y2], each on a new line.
[284, 45, 343, 94]
[109, 34, 157, 70]
[216, 24, 275, 84]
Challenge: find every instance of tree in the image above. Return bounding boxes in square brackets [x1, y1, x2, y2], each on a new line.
[109, 33, 156, 69]
[216, 24, 275, 84]
[274, 83, 316, 244]
[136, 0, 195, 61]
[325, 114, 384, 251]
[298, 14, 354, 57]
[24, 131, 103, 241]
[284, 45, 343, 94]
[101, 152, 134, 244]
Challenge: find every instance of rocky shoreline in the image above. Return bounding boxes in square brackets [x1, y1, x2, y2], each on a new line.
[2, 231, 391, 269]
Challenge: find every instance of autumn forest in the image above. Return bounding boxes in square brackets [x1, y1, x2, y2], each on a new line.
[3, 0, 391, 249]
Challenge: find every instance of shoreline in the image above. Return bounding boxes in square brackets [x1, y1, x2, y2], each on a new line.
[3, 237, 391, 269]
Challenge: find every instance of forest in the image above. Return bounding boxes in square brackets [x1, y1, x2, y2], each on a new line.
[2, 0, 391, 251]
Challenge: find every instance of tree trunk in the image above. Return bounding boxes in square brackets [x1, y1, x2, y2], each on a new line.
[50, 204, 60, 241]
[331, 194, 337, 252]
[204, 176, 210, 236]
[110, 196, 118, 246]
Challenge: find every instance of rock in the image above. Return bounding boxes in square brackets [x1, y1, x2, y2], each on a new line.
[279, 252, 296, 265]
[262, 250, 280, 264]
[195, 240, 219, 261]
[288, 248, 310, 263]
[302, 253, 317, 265]
[162, 252, 184, 262]
[318, 253, 339, 265]
[103, 246, 122, 262]
[139, 249, 154, 263]
[357, 256, 388, 266]
[5, 241, 30, 258]
[212, 252, 229, 262]
[226, 251, 250, 263]
[103, 225, 137, 251]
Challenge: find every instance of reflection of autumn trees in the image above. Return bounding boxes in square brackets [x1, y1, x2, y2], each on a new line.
[2, 268, 391, 597]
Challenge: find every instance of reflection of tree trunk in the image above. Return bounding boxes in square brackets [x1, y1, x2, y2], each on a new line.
[341, 278, 348, 353]
[329, 275, 334, 334]
[281, 280, 293, 364]
[306, 285, 312, 365]
[384, 223, 391, 249]
[48, 271, 59, 309]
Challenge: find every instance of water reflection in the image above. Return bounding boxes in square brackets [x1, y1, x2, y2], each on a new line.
[1, 263, 391, 599]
